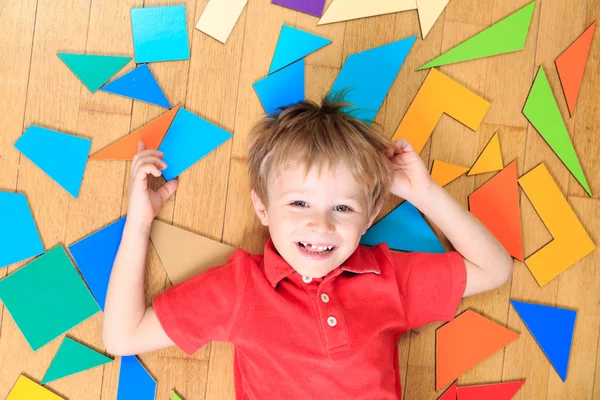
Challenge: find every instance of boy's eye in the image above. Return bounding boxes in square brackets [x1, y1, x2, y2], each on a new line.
[334, 205, 351, 212]
[291, 201, 307, 207]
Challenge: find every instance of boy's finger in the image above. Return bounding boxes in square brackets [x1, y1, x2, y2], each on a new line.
[137, 140, 145, 153]
[131, 155, 167, 176]
[134, 164, 162, 182]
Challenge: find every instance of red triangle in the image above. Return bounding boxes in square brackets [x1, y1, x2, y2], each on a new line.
[457, 380, 525, 400]
[439, 381, 457, 400]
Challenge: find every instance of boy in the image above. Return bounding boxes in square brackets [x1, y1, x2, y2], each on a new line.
[103, 99, 513, 399]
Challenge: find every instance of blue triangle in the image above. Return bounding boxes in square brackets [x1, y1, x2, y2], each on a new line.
[100, 64, 171, 108]
[158, 108, 233, 181]
[14, 126, 91, 198]
[510, 300, 576, 381]
[328, 36, 416, 124]
[253, 59, 305, 115]
[360, 201, 445, 253]
[269, 25, 331, 74]
[117, 356, 156, 400]
[68, 217, 126, 311]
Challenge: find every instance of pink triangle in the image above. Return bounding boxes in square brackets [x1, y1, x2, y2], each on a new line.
[439, 381, 457, 400]
[457, 380, 525, 400]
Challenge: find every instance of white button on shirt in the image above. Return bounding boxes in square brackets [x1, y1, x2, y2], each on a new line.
[302, 276, 312, 283]
[327, 316, 337, 327]
[321, 293, 329, 303]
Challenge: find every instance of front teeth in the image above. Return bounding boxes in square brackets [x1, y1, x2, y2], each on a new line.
[300, 242, 334, 251]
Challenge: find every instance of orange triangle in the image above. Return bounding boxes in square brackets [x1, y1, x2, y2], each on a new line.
[556, 22, 596, 117]
[90, 105, 180, 160]
[436, 310, 519, 390]
[431, 160, 469, 187]
[468, 132, 503, 175]
[457, 380, 525, 400]
[469, 161, 523, 260]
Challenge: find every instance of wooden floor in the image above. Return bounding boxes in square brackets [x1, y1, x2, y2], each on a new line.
[1, 0, 599, 399]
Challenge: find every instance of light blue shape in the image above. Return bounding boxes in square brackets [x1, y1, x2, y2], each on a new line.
[117, 356, 157, 400]
[253, 59, 305, 115]
[328, 36, 416, 124]
[158, 108, 233, 181]
[131, 5, 190, 63]
[0, 192, 44, 268]
[510, 300, 576, 381]
[14, 126, 91, 198]
[100, 64, 171, 109]
[68, 217, 126, 311]
[269, 25, 331, 74]
[360, 201, 445, 253]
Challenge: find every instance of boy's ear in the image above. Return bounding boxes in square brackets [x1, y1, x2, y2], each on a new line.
[251, 189, 269, 226]
[363, 203, 383, 235]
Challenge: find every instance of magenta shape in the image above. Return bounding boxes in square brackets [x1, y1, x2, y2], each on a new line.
[272, 0, 326, 17]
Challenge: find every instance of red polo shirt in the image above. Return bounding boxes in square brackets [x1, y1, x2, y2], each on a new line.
[153, 238, 466, 399]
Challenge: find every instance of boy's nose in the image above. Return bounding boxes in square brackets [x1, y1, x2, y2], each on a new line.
[307, 213, 335, 234]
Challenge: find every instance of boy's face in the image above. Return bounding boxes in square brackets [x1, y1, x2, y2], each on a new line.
[251, 161, 381, 278]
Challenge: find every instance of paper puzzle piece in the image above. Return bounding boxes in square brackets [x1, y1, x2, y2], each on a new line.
[150, 220, 236, 285]
[6, 376, 63, 400]
[318, 0, 417, 25]
[0, 245, 100, 351]
[417, 0, 449, 39]
[418, 1, 536, 69]
[253, 59, 305, 115]
[269, 25, 331, 74]
[172, 390, 184, 400]
[523, 67, 591, 195]
[511, 300, 576, 381]
[438, 381, 457, 400]
[272, 0, 326, 17]
[100, 64, 171, 109]
[436, 309, 519, 390]
[469, 161, 523, 260]
[195, 0, 248, 44]
[457, 380, 525, 400]
[0, 192, 44, 268]
[14, 125, 91, 198]
[360, 201, 445, 253]
[117, 356, 157, 400]
[328, 37, 416, 124]
[158, 108, 233, 181]
[431, 160, 469, 187]
[556, 22, 596, 117]
[518, 164, 595, 286]
[90, 106, 180, 160]
[41, 337, 113, 384]
[57, 53, 131, 93]
[468, 132, 503, 175]
[392, 68, 491, 154]
[68, 217, 126, 310]
[131, 5, 190, 63]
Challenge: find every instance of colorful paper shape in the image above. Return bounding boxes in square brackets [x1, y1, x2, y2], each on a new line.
[158, 108, 233, 181]
[523, 67, 591, 196]
[117, 356, 157, 400]
[41, 337, 113, 384]
[328, 37, 416, 124]
[195, 0, 248, 44]
[14, 125, 91, 198]
[68, 217, 126, 310]
[253, 59, 305, 115]
[418, 1, 536, 69]
[272, 0, 326, 17]
[556, 22, 596, 117]
[131, 5, 190, 63]
[6, 376, 63, 400]
[438, 381, 457, 400]
[392, 68, 491, 154]
[0, 245, 100, 351]
[518, 164, 595, 286]
[269, 25, 331, 74]
[468, 132, 503, 175]
[172, 390, 184, 400]
[511, 300, 576, 381]
[318, 0, 417, 25]
[100, 64, 171, 109]
[360, 201, 445, 253]
[417, 0, 449, 39]
[436, 309, 519, 390]
[0, 192, 44, 268]
[457, 380, 525, 400]
[431, 160, 469, 187]
[57, 53, 131, 93]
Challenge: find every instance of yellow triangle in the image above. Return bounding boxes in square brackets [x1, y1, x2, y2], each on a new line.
[468, 132, 503, 175]
[431, 160, 470, 187]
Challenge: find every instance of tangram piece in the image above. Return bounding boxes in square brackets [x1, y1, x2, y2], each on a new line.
[0, 192, 44, 268]
[100, 64, 171, 109]
[457, 380, 526, 400]
[0, 245, 100, 351]
[511, 300, 576, 381]
[468, 132, 503, 175]
[131, 5, 190, 63]
[158, 108, 233, 181]
[14, 125, 91, 198]
[436, 309, 519, 390]
[150, 220, 236, 285]
[523, 66, 591, 196]
[418, 1, 536, 69]
[392, 68, 490, 154]
[253, 59, 305, 115]
[269, 25, 331, 74]
[438, 381, 457, 400]
[57, 53, 131, 93]
[417, 0, 449, 39]
[318, 0, 417, 25]
[518, 163, 595, 286]
[6, 376, 63, 400]
[68, 217, 127, 310]
[360, 201, 445, 253]
[328, 37, 416, 124]
[195, 0, 248, 44]
[556, 22, 596, 117]
[41, 337, 113, 384]
[90, 106, 180, 160]
[272, 0, 326, 17]
[117, 356, 157, 400]
[431, 160, 469, 187]
[172, 390, 184, 400]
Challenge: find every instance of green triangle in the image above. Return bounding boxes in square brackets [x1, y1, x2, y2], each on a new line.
[57, 53, 132, 93]
[172, 390, 183, 400]
[41, 337, 113, 384]
[418, 1, 536, 70]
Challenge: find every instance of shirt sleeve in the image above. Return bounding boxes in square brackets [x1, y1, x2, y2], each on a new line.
[152, 250, 249, 355]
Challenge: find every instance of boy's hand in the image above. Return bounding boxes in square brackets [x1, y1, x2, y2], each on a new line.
[385, 138, 434, 203]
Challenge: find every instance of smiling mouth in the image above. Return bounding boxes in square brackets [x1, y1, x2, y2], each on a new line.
[297, 242, 336, 254]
